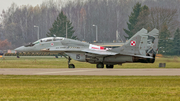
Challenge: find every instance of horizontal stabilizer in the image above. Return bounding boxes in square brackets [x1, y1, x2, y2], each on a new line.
[133, 55, 153, 59]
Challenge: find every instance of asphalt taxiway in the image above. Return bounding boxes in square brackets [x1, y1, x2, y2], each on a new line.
[0, 68, 180, 76]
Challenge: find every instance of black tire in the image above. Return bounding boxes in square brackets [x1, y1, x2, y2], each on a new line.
[106, 65, 114, 69]
[96, 63, 104, 68]
[151, 54, 156, 63]
[69, 64, 75, 68]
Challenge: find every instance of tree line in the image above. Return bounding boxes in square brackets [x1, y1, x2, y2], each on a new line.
[123, 2, 180, 55]
[0, 0, 180, 55]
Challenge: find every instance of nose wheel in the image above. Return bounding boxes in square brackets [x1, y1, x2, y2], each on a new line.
[68, 57, 75, 68]
[69, 64, 75, 68]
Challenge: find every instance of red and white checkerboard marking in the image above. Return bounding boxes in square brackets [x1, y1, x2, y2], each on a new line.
[130, 40, 136, 46]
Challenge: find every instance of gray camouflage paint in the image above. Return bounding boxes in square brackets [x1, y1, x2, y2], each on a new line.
[15, 28, 159, 65]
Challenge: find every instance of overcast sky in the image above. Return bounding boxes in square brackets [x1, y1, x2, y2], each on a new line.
[0, 0, 46, 13]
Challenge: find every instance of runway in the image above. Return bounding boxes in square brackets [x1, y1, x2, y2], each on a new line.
[0, 68, 180, 76]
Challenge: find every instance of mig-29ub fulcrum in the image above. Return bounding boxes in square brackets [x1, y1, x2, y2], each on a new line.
[15, 28, 159, 68]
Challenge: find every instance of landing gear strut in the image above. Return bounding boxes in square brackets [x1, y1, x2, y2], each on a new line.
[68, 57, 75, 68]
[60, 53, 75, 68]
[96, 63, 104, 68]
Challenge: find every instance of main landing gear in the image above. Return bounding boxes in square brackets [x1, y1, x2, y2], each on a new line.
[68, 57, 75, 68]
[106, 64, 114, 68]
[96, 63, 104, 68]
[96, 63, 114, 69]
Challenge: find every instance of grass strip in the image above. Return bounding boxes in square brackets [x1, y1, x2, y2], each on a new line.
[0, 76, 180, 101]
[0, 56, 180, 68]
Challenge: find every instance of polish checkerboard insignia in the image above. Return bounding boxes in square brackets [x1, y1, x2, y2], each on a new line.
[130, 40, 136, 46]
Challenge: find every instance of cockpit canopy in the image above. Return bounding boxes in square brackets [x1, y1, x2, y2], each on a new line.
[24, 37, 64, 47]
[40, 37, 64, 42]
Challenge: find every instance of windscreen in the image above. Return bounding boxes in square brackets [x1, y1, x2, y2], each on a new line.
[24, 40, 39, 47]
[33, 40, 40, 44]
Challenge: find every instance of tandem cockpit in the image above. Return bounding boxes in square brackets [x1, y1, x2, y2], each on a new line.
[24, 37, 65, 47]
[15, 37, 65, 52]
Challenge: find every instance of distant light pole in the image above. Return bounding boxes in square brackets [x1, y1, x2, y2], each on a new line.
[93, 24, 98, 42]
[66, 22, 67, 38]
[34, 25, 39, 40]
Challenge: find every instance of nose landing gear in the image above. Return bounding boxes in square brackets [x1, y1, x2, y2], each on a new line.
[68, 57, 75, 68]
[69, 64, 75, 68]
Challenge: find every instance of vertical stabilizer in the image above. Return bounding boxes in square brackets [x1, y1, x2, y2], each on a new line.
[119, 28, 148, 56]
[147, 28, 159, 53]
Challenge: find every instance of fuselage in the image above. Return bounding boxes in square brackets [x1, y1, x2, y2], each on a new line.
[15, 37, 134, 64]
[15, 35, 155, 66]
[14, 28, 159, 68]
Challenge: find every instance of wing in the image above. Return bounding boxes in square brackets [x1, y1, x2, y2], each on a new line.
[41, 47, 117, 55]
[40, 47, 81, 52]
[81, 49, 117, 55]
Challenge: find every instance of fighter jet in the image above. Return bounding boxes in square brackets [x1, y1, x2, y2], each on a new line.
[15, 28, 159, 68]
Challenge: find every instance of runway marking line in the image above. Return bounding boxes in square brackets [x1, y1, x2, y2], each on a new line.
[35, 69, 100, 75]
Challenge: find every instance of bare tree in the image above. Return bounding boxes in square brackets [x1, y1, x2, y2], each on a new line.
[149, 7, 179, 33]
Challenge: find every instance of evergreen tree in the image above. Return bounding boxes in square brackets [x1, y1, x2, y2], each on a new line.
[133, 5, 150, 33]
[158, 24, 172, 55]
[173, 28, 180, 55]
[47, 11, 76, 39]
[123, 2, 142, 38]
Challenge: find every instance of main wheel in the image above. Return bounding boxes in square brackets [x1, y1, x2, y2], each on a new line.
[96, 63, 104, 68]
[69, 64, 75, 68]
[151, 54, 156, 63]
[106, 65, 114, 69]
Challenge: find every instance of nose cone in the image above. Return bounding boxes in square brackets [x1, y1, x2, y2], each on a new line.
[14, 46, 25, 52]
